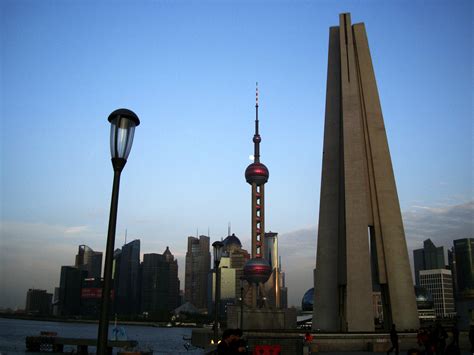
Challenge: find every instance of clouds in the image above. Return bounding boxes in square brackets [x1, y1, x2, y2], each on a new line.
[0, 221, 101, 309]
[0, 200, 472, 309]
[64, 225, 89, 234]
[277, 201, 473, 307]
[403, 201, 473, 250]
[278, 227, 317, 308]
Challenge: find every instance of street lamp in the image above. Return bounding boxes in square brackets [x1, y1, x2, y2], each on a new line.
[97, 109, 140, 355]
[212, 241, 224, 343]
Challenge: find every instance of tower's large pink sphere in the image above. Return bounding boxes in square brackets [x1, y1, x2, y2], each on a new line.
[243, 258, 272, 284]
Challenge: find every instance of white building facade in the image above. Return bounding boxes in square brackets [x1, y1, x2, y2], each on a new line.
[419, 269, 456, 318]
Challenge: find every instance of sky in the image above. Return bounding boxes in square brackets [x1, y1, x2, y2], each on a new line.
[0, 0, 472, 309]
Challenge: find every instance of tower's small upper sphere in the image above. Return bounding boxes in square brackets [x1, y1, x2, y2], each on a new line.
[253, 134, 261, 144]
[243, 258, 272, 284]
[245, 162, 269, 185]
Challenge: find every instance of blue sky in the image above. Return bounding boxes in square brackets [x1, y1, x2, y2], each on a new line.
[1, 0, 472, 308]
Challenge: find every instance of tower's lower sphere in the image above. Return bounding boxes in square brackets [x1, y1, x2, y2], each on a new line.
[243, 258, 272, 284]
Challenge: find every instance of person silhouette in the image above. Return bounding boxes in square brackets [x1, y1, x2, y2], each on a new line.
[386, 323, 399, 355]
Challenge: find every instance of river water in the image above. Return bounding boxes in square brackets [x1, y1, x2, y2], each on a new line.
[0, 318, 204, 354]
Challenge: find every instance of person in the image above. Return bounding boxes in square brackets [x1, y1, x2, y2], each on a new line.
[469, 324, 474, 354]
[233, 338, 248, 353]
[451, 324, 459, 347]
[217, 329, 235, 354]
[216, 328, 242, 354]
[434, 323, 447, 355]
[386, 323, 399, 355]
[303, 332, 314, 355]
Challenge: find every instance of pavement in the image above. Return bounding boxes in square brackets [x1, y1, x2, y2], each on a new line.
[313, 350, 473, 355]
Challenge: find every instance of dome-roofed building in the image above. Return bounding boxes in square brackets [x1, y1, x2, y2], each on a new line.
[302, 287, 314, 312]
[223, 233, 242, 252]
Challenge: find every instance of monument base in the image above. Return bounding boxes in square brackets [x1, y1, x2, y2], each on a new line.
[191, 330, 443, 354]
[226, 305, 297, 330]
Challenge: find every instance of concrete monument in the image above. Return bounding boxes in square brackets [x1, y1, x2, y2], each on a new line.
[313, 13, 419, 332]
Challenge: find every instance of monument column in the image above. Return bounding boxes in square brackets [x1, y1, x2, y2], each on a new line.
[314, 13, 419, 332]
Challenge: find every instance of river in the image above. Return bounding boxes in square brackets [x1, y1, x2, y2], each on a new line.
[0, 317, 205, 354]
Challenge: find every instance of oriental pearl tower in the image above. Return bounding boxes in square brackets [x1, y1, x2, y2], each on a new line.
[243, 84, 272, 307]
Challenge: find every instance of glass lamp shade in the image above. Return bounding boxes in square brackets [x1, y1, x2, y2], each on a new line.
[108, 109, 140, 160]
[212, 241, 224, 264]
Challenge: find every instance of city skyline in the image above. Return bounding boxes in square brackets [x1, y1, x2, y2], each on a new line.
[1, 1, 472, 309]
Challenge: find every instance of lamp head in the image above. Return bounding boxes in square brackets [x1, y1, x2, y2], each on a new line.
[212, 241, 224, 264]
[108, 108, 140, 165]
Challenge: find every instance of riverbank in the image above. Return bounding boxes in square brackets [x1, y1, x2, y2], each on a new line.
[0, 313, 200, 328]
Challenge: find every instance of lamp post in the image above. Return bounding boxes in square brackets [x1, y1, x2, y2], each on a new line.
[212, 241, 224, 344]
[97, 109, 140, 355]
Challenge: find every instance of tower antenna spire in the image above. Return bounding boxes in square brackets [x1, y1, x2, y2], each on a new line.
[253, 82, 261, 163]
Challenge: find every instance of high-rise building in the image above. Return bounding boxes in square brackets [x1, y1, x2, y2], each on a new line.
[185, 235, 210, 310]
[419, 269, 456, 318]
[80, 277, 103, 317]
[263, 232, 286, 309]
[210, 256, 236, 311]
[141, 247, 179, 315]
[453, 238, 474, 297]
[447, 247, 457, 295]
[279, 258, 288, 309]
[314, 13, 419, 332]
[75, 245, 103, 279]
[224, 233, 250, 302]
[114, 239, 140, 316]
[208, 233, 251, 314]
[453, 238, 474, 329]
[413, 239, 445, 286]
[25, 289, 52, 315]
[58, 266, 87, 316]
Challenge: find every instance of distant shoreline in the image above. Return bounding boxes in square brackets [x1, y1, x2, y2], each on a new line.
[0, 313, 200, 328]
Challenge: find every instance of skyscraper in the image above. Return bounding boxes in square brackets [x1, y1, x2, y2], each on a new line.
[413, 239, 446, 286]
[141, 247, 179, 315]
[263, 232, 281, 308]
[114, 239, 140, 316]
[314, 13, 419, 332]
[208, 233, 251, 314]
[453, 238, 474, 329]
[25, 289, 52, 315]
[185, 235, 210, 310]
[75, 245, 103, 279]
[419, 269, 456, 318]
[279, 257, 288, 309]
[58, 266, 87, 316]
[453, 238, 474, 297]
[224, 233, 250, 301]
